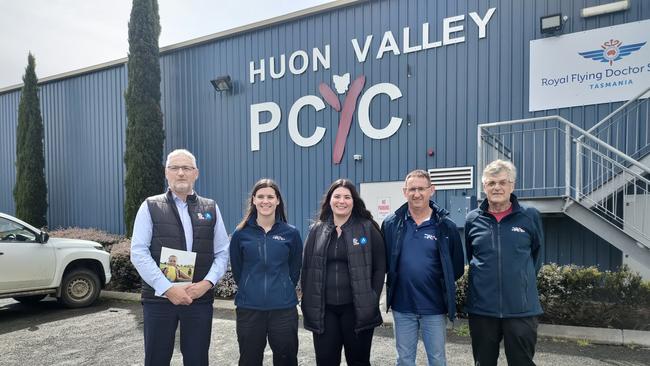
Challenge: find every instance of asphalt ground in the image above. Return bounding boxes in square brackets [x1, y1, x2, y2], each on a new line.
[1, 297, 649, 366]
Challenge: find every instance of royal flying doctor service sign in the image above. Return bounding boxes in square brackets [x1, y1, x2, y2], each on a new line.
[529, 20, 650, 112]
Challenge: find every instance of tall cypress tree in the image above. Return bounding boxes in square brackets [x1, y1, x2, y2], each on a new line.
[124, 0, 165, 236]
[14, 53, 48, 228]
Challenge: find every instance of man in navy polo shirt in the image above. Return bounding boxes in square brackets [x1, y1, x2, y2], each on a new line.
[382, 169, 465, 366]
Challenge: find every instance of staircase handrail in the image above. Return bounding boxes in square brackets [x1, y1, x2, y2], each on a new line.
[478, 115, 650, 174]
[576, 139, 650, 189]
[480, 128, 513, 158]
[477, 115, 650, 201]
[573, 142, 650, 246]
[580, 85, 650, 139]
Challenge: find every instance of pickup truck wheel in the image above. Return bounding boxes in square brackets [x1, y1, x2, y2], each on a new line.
[13, 294, 47, 304]
[58, 269, 101, 308]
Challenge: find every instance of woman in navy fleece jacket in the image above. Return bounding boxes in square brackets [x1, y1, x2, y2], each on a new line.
[230, 179, 303, 366]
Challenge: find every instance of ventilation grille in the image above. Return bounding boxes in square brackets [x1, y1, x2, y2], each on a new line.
[428, 166, 474, 190]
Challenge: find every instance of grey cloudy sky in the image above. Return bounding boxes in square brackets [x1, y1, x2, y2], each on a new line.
[0, 0, 332, 88]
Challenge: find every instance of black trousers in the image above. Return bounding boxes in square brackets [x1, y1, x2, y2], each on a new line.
[313, 303, 374, 366]
[235, 307, 299, 366]
[468, 314, 538, 366]
[142, 301, 213, 366]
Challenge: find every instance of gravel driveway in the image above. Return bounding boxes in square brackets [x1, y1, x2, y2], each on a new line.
[1, 297, 648, 365]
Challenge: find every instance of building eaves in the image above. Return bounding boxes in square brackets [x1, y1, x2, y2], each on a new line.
[0, 0, 364, 95]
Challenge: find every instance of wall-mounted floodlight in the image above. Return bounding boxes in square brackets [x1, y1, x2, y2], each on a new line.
[540, 13, 565, 34]
[581, 0, 630, 18]
[210, 75, 232, 92]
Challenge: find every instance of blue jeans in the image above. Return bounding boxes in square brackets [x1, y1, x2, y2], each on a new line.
[392, 311, 447, 366]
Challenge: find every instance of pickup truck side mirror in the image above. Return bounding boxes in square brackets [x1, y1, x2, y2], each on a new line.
[39, 232, 49, 243]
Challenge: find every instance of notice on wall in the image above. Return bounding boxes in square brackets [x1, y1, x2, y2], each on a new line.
[377, 198, 391, 220]
[360, 181, 406, 225]
[529, 20, 650, 111]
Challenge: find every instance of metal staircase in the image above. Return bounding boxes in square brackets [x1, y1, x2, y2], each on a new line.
[477, 86, 650, 276]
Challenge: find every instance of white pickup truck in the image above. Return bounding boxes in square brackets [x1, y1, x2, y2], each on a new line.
[0, 212, 111, 308]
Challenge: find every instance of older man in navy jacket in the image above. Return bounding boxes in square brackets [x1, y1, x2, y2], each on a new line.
[465, 160, 544, 366]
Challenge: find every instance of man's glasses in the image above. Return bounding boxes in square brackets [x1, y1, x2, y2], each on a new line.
[484, 180, 513, 188]
[166, 166, 196, 173]
[405, 186, 430, 194]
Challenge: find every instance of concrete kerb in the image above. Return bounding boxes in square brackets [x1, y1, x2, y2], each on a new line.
[537, 323, 623, 345]
[623, 329, 650, 347]
[100, 290, 650, 347]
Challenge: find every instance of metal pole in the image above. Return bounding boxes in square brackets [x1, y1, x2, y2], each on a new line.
[575, 142, 582, 201]
[565, 124, 571, 198]
[477, 125, 483, 202]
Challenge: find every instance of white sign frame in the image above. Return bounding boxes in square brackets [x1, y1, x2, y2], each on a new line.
[529, 20, 650, 111]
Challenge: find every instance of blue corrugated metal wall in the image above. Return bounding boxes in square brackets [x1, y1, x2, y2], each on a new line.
[43, 67, 129, 232]
[0, 0, 648, 269]
[0, 66, 128, 232]
[0, 92, 20, 214]
[543, 216, 622, 271]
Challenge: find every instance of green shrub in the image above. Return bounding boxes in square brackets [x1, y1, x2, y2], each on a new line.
[455, 266, 469, 314]
[459, 263, 650, 330]
[537, 264, 599, 326]
[50, 227, 124, 250]
[215, 270, 238, 299]
[109, 254, 141, 292]
[108, 239, 141, 292]
[600, 265, 648, 304]
[537, 264, 650, 330]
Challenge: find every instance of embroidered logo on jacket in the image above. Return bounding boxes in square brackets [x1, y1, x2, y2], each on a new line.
[272, 235, 286, 241]
[353, 236, 368, 246]
[424, 233, 437, 241]
[197, 212, 212, 221]
[511, 226, 526, 233]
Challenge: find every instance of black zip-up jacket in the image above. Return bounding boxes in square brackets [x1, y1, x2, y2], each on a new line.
[301, 217, 386, 334]
[464, 194, 544, 318]
[325, 233, 353, 305]
[230, 214, 303, 310]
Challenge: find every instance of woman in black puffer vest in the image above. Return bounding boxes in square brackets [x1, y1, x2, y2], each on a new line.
[301, 179, 386, 366]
